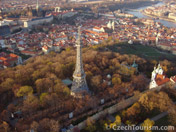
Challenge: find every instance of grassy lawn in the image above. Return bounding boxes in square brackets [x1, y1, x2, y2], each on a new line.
[107, 43, 176, 61]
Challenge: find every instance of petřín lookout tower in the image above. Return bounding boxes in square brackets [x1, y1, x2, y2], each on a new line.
[71, 26, 89, 98]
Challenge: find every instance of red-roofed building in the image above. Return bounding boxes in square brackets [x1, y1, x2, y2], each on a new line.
[42, 45, 50, 54]
[171, 48, 176, 55]
[0, 52, 22, 68]
[150, 63, 176, 89]
[92, 26, 105, 33]
[158, 43, 171, 51]
[155, 74, 170, 86]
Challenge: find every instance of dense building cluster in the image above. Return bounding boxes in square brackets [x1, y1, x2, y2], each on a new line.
[143, 2, 176, 21]
[0, 12, 175, 69]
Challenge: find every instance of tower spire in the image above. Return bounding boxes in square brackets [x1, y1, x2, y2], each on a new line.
[77, 26, 81, 45]
[36, 0, 39, 11]
[71, 26, 89, 98]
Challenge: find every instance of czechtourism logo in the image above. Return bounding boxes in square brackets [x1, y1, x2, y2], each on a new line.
[105, 124, 175, 131]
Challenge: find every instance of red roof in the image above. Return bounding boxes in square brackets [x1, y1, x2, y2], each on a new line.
[159, 43, 170, 47]
[42, 45, 49, 50]
[93, 26, 102, 30]
[10, 53, 18, 58]
[0, 57, 7, 61]
[155, 74, 170, 86]
[171, 43, 176, 46]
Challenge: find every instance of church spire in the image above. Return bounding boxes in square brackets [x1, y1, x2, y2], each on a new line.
[71, 26, 89, 98]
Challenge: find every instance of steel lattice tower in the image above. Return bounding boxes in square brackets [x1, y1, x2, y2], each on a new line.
[71, 26, 89, 97]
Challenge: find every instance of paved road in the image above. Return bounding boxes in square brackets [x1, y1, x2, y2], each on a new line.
[150, 111, 168, 122]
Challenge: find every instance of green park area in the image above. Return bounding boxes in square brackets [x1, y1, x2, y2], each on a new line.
[107, 43, 176, 61]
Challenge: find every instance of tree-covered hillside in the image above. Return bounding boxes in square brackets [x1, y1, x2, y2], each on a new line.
[0, 46, 176, 131]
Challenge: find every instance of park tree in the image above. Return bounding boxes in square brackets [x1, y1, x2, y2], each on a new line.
[32, 70, 43, 81]
[124, 102, 145, 124]
[0, 78, 14, 92]
[157, 92, 173, 112]
[138, 91, 173, 112]
[39, 93, 55, 108]
[50, 93, 59, 108]
[112, 76, 121, 85]
[61, 62, 75, 78]
[90, 75, 102, 93]
[150, 60, 157, 66]
[62, 86, 70, 97]
[22, 94, 39, 114]
[126, 102, 141, 117]
[161, 87, 176, 101]
[141, 118, 155, 132]
[114, 115, 121, 125]
[85, 71, 93, 86]
[49, 119, 60, 132]
[1, 121, 10, 132]
[89, 96, 98, 109]
[74, 98, 85, 114]
[139, 92, 155, 111]
[15, 67, 34, 85]
[83, 50, 98, 64]
[30, 121, 39, 132]
[40, 92, 59, 109]
[119, 65, 131, 76]
[35, 78, 53, 94]
[160, 59, 171, 67]
[107, 86, 118, 100]
[16, 86, 33, 97]
[40, 93, 48, 103]
[7, 104, 15, 113]
[12, 84, 21, 96]
[134, 90, 141, 97]
[168, 106, 176, 126]
[131, 74, 148, 91]
[109, 115, 121, 128]
[85, 117, 96, 132]
[0, 110, 10, 122]
[55, 64, 65, 79]
[38, 118, 59, 132]
[54, 80, 70, 97]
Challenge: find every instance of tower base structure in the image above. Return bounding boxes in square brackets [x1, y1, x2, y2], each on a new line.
[71, 91, 90, 98]
[71, 76, 90, 98]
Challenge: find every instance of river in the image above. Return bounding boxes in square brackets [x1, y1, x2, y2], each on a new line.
[127, 2, 176, 28]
